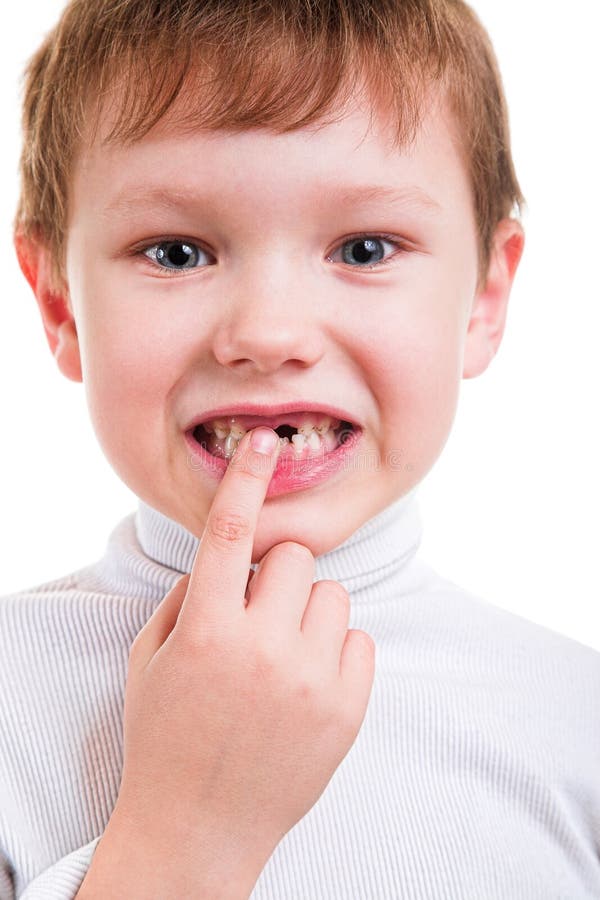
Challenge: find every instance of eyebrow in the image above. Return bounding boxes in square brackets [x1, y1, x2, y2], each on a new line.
[103, 183, 442, 217]
[330, 184, 441, 213]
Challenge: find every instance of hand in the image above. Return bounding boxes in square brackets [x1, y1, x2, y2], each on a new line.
[114, 426, 376, 874]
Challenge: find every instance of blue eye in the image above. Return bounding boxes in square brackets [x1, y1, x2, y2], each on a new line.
[143, 241, 208, 270]
[138, 233, 405, 276]
[328, 235, 402, 269]
[342, 237, 386, 266]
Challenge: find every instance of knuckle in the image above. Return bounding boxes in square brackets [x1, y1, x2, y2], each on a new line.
[249, 641, 282, 683]
[294, 678, 341, 731]
[350, 628, 376, 660]
[280, 542, 314, 565]
[292, 672, 321, 707]
[361, 631, 376, 653]
[207, 509, 252, 546]
[321, 580, 349, 606]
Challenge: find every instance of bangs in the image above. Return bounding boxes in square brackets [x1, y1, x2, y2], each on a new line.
[82, 0, 446, 151]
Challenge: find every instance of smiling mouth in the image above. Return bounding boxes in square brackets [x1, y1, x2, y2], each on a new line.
[192, 417, 357, 462]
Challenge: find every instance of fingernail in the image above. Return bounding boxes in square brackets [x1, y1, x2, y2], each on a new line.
[250, 427, 280, 456]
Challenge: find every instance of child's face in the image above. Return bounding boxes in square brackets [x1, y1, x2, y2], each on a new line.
[37, 89, 522, 561]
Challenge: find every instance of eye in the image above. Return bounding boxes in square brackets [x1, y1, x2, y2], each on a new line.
[327, 235, 404, 269]
[137, 233, 407, 275]
[143, 240, 210, 270]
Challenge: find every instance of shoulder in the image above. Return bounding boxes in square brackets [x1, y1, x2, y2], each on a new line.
[412, 561, 600, 707]
[403, 565, 600, 817]
[422, 562, 598, 656]
[0, 563, 106, 620]
[0, 562, 142, 671]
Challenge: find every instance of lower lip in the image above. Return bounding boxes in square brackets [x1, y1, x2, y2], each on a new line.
[185, 426, 363, 498]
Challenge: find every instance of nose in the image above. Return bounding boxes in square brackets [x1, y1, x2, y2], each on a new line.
[211, 266, 326, 375]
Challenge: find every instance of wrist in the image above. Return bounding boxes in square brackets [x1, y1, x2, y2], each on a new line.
[76, 801, 276, 900]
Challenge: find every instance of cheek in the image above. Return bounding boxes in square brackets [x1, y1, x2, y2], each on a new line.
[364, 309, 465, 458]
[78, 285, 180, 456]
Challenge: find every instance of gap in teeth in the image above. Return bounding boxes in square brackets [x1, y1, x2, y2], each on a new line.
[199, 416, 351, 461]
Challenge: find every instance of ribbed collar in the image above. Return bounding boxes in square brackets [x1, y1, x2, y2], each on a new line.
[133, 487, 424, 604]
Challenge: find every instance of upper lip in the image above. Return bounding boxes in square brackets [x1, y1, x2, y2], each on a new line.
[185, 401, 361, 432]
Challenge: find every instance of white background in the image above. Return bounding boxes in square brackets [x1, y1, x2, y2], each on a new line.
[1, 1, 598, 651]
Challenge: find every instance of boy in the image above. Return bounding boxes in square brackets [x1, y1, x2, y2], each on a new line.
[1, 1, 599, 898]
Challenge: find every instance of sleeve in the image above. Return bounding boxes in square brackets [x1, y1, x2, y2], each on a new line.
[0, 838, 101, 900]
[0, 846, 14, 900]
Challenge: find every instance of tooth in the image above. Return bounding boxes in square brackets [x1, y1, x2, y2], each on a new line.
[224, 433, 239, 457]
[208, 414, 344, 455]
[229, 422, 246, 440]
[291, 433, 306, 455]
[315, 416, 332, 435]
[298, 418, 317, 436]
[307, 430, 321, 450]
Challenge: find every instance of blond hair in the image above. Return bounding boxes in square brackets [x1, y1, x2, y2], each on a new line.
[15, 0, 525, 295]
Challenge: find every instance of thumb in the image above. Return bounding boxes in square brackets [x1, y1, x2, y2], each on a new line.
[129, 573, 191, 668]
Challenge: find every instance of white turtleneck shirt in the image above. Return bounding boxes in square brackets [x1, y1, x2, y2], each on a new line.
[0, 489, 599, 899]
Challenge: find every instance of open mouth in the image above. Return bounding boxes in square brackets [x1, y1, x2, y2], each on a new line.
[192, 414, 357, 462]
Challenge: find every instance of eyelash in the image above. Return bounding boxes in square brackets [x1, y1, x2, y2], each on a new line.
[133, 233, 410, 277]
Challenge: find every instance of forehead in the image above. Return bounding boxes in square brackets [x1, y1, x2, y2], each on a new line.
[71, 86, 471, 227]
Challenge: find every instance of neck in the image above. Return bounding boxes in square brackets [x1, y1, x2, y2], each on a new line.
[132, 486, 423, 606]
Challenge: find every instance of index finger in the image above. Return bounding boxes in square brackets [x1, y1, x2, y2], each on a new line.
[179, 426, 282, 629]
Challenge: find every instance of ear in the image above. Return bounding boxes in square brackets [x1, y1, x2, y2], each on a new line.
[462, 218, 525, 379]
[14, 233, 83, 383]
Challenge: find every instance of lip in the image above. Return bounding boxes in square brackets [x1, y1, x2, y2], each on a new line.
[184, 419, 363, 498]
[184, 401, 362, 433]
